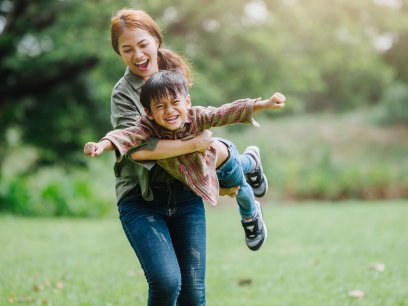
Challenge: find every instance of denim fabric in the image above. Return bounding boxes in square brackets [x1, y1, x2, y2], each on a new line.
[118, 182, 206, 306]
[215, 138, 256, 219]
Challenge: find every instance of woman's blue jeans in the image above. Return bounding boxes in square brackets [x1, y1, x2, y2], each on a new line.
[216, 138, 256, 219]
[118, 181, 206, 306]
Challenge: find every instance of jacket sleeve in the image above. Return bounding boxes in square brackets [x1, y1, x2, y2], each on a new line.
[193, 98, 260, 131]
[109, 83, 159, 166]
[102, 117, 155, 162]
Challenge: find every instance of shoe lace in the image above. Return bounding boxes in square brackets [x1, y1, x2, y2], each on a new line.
[246, 166, 263, 188]
[242, 220, 259, 238]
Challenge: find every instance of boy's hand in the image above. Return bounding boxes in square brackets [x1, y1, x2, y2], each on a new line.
[268, 92, 286, 109]
[84, 142, 104, 157]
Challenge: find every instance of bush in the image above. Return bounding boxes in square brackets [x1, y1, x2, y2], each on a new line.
[274, 155, 408, 201]
[0, 168, 112, 217]
[372, 83, 408, 126]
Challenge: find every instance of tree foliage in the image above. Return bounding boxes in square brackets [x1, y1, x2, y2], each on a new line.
[0, 0, 407, 174]
[148, 0, 403, 112]
[0, 0, 114, 171]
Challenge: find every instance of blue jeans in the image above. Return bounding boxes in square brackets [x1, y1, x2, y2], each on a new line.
[118, 181, 206, 306]
[215, 138, 257, 219]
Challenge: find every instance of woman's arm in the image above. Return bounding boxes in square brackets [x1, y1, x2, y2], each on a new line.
[112, 87, 214, 161]
[130, 130, 214, 160]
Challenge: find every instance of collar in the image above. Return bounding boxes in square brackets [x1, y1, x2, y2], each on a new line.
[124, 67, 144, 90]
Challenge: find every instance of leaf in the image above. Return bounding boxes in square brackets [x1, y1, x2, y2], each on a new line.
[349, 290, 365, 299]
[55, 281, 64, 290]
[238, 278, 252, 286]
[7, 294, 35, 303]
[33, 283, 45, 291]
[370, 262, 385, 272]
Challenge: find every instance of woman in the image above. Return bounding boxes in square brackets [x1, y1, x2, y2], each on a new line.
[109, 9, 217, 306]
[107, 9, 266, 306]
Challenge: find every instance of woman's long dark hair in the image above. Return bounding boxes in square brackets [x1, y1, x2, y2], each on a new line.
[111, 9, 192, 83]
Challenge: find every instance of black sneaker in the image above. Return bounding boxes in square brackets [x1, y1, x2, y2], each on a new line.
[241, 201, 267, 251]
[244, 146, 268, 197]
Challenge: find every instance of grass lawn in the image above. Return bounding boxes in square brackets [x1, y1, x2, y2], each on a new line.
[1, 200, 407, 305]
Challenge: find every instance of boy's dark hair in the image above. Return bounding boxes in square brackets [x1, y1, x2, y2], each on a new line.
[140, 70, 189, 111]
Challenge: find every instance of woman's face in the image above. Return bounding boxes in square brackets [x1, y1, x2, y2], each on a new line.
[118, 28, 159, 80]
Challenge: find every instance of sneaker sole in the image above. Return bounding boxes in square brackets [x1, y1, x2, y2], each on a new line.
[249, 201, 267, 251]
[245, 146, 269, 198]
[258, 201, 267, 248]
[253, 174, 268, 198]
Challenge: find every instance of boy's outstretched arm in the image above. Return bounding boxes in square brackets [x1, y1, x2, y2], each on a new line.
[83, 139, 115, 157]
[254, 92, 286, 113]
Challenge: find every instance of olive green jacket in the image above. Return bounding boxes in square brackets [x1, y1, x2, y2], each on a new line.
[110, 67, 174, 202]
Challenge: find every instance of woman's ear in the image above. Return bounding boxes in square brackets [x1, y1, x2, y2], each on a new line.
[186, 95, 192, 108]
[144, 108, 154, 120]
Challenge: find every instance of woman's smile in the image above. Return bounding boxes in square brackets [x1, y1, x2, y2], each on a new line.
[118, 28, 159, 80]
[135, 59, 149, 70]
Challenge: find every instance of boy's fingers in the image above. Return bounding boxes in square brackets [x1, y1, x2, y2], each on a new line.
[84, 143, 98, 155]
[91, 149, 101, 157]
[84, 146, 91, 155]
[274, 92, 286, 101]
[93, 147, 103, 157]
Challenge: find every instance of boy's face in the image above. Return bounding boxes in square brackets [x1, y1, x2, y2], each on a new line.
[145, 93, 191, 131]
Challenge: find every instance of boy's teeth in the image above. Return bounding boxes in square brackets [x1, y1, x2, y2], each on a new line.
[166, 116, 178, 121]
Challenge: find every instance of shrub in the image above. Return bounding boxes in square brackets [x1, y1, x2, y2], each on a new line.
[372, 82, 408, 126]
[0, 169, 112, 217]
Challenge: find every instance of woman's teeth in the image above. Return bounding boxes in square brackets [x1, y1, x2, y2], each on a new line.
[136, 60, 149, 69]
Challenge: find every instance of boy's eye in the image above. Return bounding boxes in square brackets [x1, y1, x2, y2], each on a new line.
[140, 43, 149, 48]
[172, 100, 180, 105]
[155, 104, 164, 109]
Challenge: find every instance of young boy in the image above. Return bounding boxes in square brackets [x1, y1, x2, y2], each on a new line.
[84, 70, 285, 251]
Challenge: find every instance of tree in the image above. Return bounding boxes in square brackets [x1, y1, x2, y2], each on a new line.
[0, 0, 112, 173]
[142, 0, 401, 112]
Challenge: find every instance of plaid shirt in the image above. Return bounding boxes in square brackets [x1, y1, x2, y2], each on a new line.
[103, 98, 260, 206]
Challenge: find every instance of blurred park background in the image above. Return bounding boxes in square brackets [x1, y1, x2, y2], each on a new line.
[1, 1, 408, 305]
[1, 0, 407, 216]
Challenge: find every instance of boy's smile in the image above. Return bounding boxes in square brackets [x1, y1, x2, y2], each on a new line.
[146, 94, 191, 131]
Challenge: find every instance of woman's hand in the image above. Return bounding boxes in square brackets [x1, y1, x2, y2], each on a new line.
[130, 130, 215, 161]
[193, 130, 215, 154]
[219, 186, 240, 198]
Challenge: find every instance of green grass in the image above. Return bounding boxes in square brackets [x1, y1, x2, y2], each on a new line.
[1, 200, 407, 305]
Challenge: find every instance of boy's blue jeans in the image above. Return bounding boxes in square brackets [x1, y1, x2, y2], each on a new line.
[216, 138, 257, 219]
[118, 181, 206, 306]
